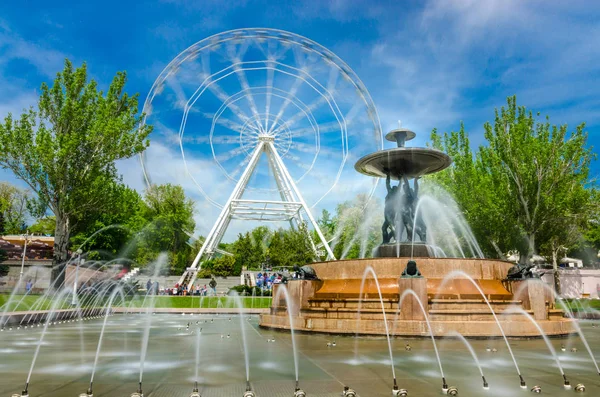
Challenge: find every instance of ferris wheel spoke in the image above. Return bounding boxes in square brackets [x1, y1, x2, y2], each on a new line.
[205, 112, 260, 135]
[272, 95, 329, 136]
[199, 69, 255, 126]
[166, 75, 189, 111]
[210, 135, 244, 145]
[264, 63, 275, 132]
[229, 153, 253, 179]
[215, 146, 248, 162]
[267, 75, 305, 135]
[233, 65, 263, 131]
[287, 142, 318, 154]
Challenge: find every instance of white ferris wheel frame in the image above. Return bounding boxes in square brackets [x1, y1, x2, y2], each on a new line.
[180, 136, 335, 287]
[138, 28, 383, 286]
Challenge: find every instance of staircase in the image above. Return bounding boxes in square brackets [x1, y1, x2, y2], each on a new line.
[121, 267, 140, 282]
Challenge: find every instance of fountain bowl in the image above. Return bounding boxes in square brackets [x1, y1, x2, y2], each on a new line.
[354, 147, 451, 179]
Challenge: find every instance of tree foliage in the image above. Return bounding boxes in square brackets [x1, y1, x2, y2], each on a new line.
[0, 59, 152, 285]
[429, 96, 596, 278]
[0, 182, 30, 234]
[132, 183, 195, 274]
[29, 216, 56, 236]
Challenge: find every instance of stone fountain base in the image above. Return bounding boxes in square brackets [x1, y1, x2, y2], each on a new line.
[259, 258, 576, 337]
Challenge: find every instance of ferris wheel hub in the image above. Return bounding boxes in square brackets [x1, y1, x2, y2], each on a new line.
[258, 135, 275, 142]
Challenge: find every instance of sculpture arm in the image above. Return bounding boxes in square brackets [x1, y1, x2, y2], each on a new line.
[414, 177, 419, 197]
[402, 175, 411, 194]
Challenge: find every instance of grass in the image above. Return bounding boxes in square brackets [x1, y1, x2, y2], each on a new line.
[558, 298, 600, 313]
[0, 294, 272, 311]
[121, 296, 272, 309]
[0, 294, 58, 312]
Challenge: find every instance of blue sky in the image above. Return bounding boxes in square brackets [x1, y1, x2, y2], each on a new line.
[1, 0, 599, 237]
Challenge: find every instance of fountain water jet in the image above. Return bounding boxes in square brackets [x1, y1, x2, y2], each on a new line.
[353, 265, 401, 394]
[445, 331, 488, 389]
[398, 289, 447, 391]
[437, 270, 527, 388]
[273, 285, 301, 389]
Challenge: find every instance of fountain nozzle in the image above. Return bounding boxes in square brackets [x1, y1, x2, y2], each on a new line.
[243, 381, 255, 397]
[574, 383, 585, 392]
[442, 377, 448, 392]
[190, 381, 201, 397]
[130, 382, 143, 397]
[79, 384, 93, 397]
[446, 387, 458, 396]
[392, 387, 408, 396]
[342, 386, 357, 397]
[293, 387, 306, 397]
[519, 375, 527, 388]
[563, 374, 571, 389]
[482, 376, 489, 390]
[530, 385, 541, 393]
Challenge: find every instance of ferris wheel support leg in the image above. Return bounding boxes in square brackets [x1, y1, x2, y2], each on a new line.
[183, 142, 266, 286]
[267, 142, 336, 260]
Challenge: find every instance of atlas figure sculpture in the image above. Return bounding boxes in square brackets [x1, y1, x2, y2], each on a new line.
[382, 173, 426, 244]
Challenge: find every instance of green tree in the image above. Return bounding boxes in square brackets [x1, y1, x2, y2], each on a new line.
[134, 183, 195, 273]
[480, 96, 595, 267]
[0, 59, 151, 286]
[0, 182, 30, 234]
[212, 255, 235, 277]
[429, 125, 519, 258]
[429, 96, 596, 293]
[29, 216, 56, 236]
[328, 194, 381, 260]
[266, 223, 317, 268]
[70, 183, 146, 259]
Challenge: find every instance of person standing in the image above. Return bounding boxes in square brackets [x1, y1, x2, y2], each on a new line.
[209, 277, 217, 296]
[146, 279, 152, 295]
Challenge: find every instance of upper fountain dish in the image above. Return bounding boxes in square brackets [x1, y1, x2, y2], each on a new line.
[354, 127, 452, 179]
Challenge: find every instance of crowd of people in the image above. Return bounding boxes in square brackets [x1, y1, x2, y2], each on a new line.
[145, 277, 219, 296]
[255, 272, 283, 290]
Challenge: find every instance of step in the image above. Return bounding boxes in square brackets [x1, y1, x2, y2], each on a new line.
[428, 309, 534, 322]
[429, 299, 523, 310]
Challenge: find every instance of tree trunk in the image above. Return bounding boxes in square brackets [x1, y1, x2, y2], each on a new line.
[552, 244, 561, 296]
[527, 232, 535, 263]
[491, 241, 506, 260]
[51, 212, 70, 289]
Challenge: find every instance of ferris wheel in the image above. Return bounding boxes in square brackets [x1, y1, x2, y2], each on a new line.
[140, 28, 382, 283]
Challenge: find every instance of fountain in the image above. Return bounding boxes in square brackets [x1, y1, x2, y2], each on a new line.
[2, 27, 598, 397]
[260, 127, 577, 338]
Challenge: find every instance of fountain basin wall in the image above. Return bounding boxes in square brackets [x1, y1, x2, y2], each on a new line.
[259, 257, 577, 337]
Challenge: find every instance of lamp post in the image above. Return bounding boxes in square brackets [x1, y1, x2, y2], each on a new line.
[18, 231, 30, 285]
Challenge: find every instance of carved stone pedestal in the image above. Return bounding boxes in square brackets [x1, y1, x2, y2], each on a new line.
[398, 277, 427, 321]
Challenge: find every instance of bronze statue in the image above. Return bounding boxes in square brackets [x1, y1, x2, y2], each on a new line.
[382, 173, 400, 243]
[382, 173, 426, 244]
